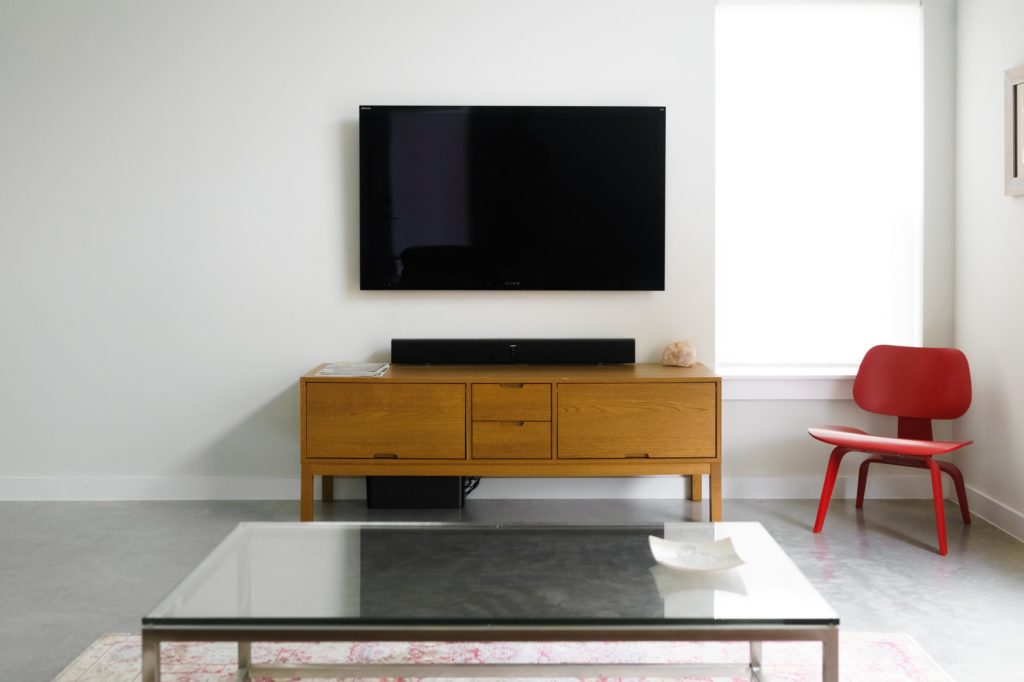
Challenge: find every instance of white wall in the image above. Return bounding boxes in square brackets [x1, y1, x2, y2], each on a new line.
[955, 0, 1024, 539]
[0, 0, 717, 499]
[923, 0, 957, 348]
[0, 0, 959, 503]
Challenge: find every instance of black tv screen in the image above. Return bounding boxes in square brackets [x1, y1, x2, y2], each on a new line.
[359, 106, 665, 290]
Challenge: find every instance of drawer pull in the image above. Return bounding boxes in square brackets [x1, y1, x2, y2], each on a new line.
[499, 383, 525, 389]
[373, 452, 399, 459]
[625, 452, 651, 458]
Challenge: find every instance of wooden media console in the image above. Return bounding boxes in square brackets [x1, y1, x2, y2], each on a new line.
[299, 363, 722, 521]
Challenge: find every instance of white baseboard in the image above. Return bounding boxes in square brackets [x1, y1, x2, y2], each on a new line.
[721, 475, 937, 500]
[0, 474, 941, 501]
[963, 484, 1024, 543]
[0, 476, 307, 501]
[473, 475, 938, 500]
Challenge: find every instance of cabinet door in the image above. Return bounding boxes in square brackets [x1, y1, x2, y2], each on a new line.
[557, 383, 716, 458]
[305, 383, 465, 459]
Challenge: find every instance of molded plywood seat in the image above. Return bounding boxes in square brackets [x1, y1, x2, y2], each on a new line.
[808, 425, 969, 458]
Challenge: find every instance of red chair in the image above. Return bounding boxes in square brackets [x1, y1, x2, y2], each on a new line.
[809, 345, 973, 555]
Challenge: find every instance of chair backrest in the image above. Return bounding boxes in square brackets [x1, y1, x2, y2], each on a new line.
[853, 345, 972, 422]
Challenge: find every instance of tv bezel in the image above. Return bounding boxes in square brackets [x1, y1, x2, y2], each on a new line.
[358, 105, 666, 291]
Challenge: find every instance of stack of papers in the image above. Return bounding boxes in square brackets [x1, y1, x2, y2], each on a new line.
[316, 362, 390, 377]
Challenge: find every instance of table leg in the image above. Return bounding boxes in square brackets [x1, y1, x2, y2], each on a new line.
[823, 628, 839, 682]
[690, 473, 703, 502]
[749, 640, 763, 681]
[709, 460, 723, 521]
[322, 475, 334, 503]
[237, 641, 252, 682]
[300, 464, 314, 521]
[141, 633, 160, 682]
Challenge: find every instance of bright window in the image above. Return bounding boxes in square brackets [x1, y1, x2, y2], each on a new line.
[715, 0, 923, 375]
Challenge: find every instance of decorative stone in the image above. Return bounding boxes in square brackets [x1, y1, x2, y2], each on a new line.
[661, 340, 697, 367]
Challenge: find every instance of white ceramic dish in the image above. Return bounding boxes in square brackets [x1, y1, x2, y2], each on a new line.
[648, 535, 745, 572]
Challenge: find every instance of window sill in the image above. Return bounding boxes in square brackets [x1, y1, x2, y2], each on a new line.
[719, 371, 855, 401]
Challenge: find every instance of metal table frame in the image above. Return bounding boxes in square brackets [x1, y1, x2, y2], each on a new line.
[141, 622, 839, 682]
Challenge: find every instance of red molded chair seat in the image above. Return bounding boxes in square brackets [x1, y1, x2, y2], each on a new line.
[808, 425, 972, 458]
[809, 345, 973, 556]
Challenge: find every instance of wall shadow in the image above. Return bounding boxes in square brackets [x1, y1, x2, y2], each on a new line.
[339, 118, 360, 294]
[187, 381, 300, 480]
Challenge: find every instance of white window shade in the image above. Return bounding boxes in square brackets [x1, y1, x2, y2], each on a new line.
[715, 1, 923, 375]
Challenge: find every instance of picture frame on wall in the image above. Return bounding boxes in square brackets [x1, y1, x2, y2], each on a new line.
[1006, 64, 1024, 196]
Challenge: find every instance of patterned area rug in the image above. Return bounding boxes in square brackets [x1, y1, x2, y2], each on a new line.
[54, 632, 952, 682]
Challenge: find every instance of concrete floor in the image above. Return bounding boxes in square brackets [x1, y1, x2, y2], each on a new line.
[2, 497, 1022, 681]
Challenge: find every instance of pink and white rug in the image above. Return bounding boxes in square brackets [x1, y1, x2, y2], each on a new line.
[54, 632, 953, 682]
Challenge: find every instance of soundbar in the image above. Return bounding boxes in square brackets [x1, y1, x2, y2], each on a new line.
[391, 338, 635, 364]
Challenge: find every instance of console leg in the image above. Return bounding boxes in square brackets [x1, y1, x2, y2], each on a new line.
[690, 473, 703, 502]
[300, 464, 314, 522]
[322, 475, 334, 503]
[709, 461, 723, 521]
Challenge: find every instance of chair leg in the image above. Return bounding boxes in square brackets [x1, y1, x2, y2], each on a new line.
[936, 460, 971, 525]
[856, 455, 884, 509]
[813, 447, 849, 533]
[927, 458, 948, 556]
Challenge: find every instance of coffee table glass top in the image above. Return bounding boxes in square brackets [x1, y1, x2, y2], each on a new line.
[145, 522, 837, 628]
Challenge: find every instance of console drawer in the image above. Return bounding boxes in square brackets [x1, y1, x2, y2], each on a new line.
[557, 383, 716, 458]
[472, 383, 551, 421]
[305, 383, 465, 459]
[472, 421, 552, 459]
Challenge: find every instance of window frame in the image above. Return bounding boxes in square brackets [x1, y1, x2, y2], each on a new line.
[714, 0, 926, 384]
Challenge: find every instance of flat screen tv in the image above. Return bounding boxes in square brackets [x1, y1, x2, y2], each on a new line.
[359, 105, 665, 290]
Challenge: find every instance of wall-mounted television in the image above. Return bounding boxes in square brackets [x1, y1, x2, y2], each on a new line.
[359, 105, 665, 291]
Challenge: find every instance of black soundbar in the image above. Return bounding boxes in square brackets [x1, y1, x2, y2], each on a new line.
[391, 338, 635, 364]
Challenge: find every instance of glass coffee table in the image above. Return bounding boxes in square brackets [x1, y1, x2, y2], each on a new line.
[143, 521, 839, 681]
